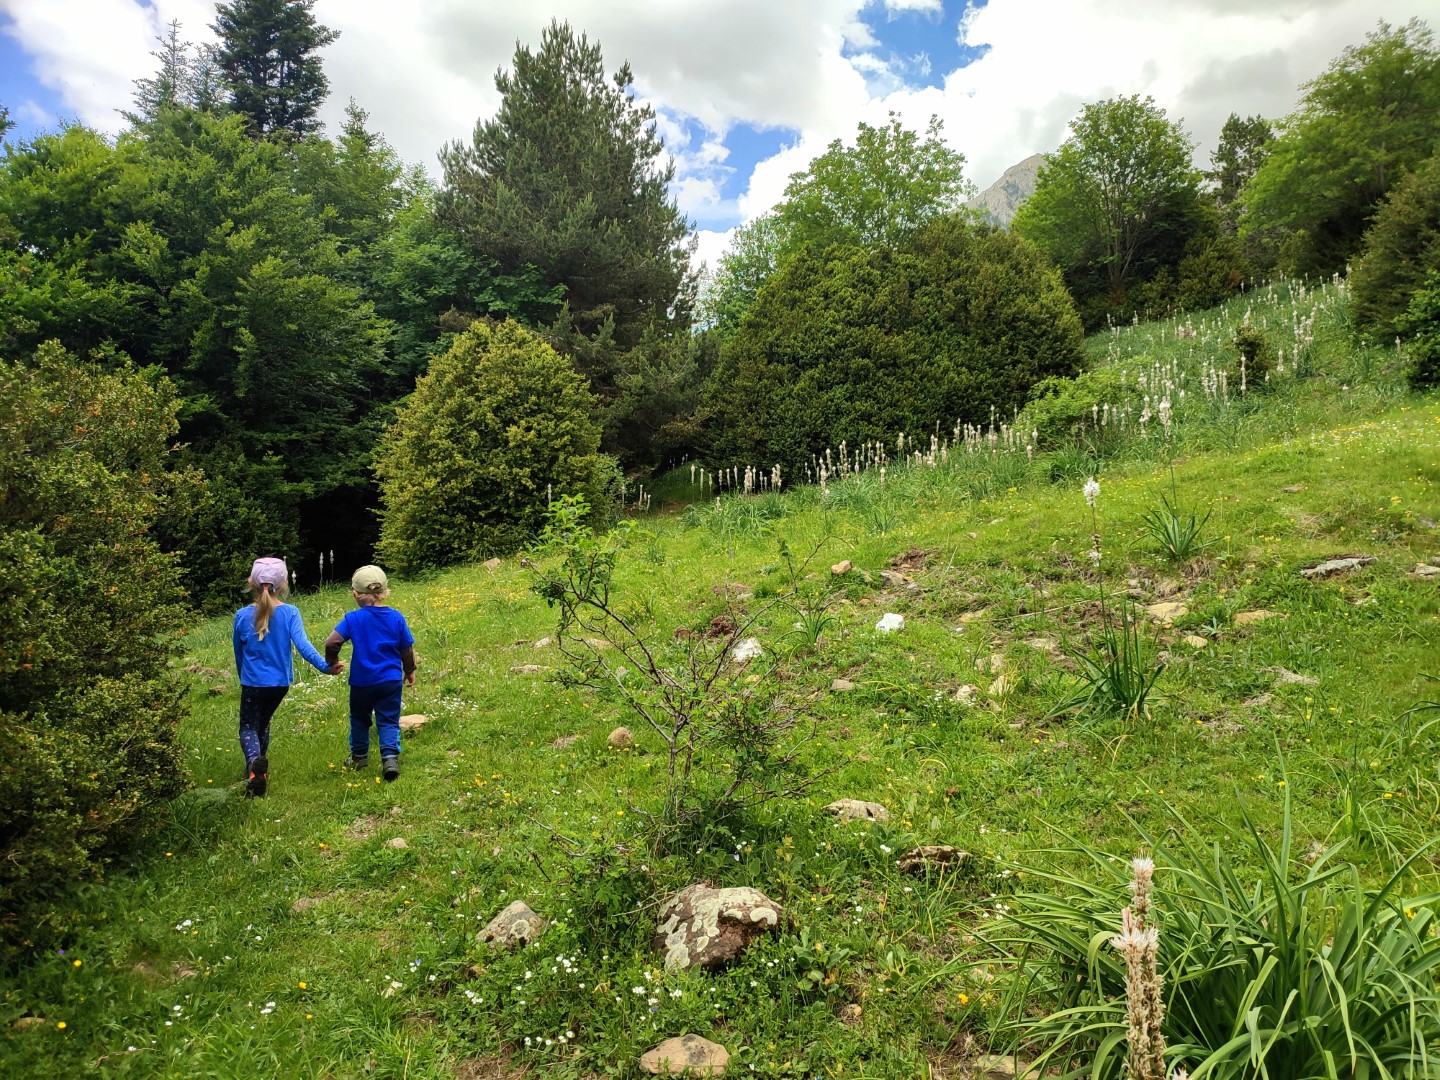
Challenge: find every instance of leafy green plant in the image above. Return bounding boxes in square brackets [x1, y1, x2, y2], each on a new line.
[986, 790, 1440, 1079]
[1057, 599, 1164, 722]
[528, 497, 824, 855]
[1139, 488, 1214, 560]
[787, 928, 854, 995]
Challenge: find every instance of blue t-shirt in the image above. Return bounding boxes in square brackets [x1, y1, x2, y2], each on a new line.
[233, 603, 329, 687]
[334, 605, 415, 687]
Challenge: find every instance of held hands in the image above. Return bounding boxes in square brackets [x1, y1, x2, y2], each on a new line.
[328, 661, 346, 676]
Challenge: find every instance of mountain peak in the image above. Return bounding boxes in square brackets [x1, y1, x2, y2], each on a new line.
[968, 152, 1045, 227]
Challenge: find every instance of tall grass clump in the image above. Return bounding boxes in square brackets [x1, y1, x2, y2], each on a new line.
[986, 793, 1440, 1079]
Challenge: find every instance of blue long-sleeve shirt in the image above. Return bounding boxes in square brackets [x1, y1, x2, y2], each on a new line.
[233, 603, 329, 687]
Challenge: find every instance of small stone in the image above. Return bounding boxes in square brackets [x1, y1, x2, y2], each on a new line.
[510, 663, 544, 675]
[1299, 555, 1375, 579]
[386, 837, 409, 850]
[1234, 609, 1280, 626]
[958, 609, 988, 624]
[640, 1034, 730, 1076]
[533, 637, 553, 648]
[974, 1055, 1023, 1079]
[608, 726, 634, 749]
[552, 733, 581, 750]
[824, 799, 888, 823]
[1145, 601, 1188, 622]
[398, 713, 428, 731]
[875, 613, 904, 633]
[1024, 636, 1059, 655]
[838, 1003, 862, 1025]
[987, 673, 1014, 699]
[1268, 666, 1319, 686]
[208, 684, 228, 695]
[879, 570, 907, 588]
[1412, 564, 1440, 578]
[830, 678, 855, 692]
[731, 637, 763, 662]
[952, 684, 979, 705]
[830, 560, 853, 575]
[897, 845, 969, 873]
[478, 900, 547, 949]
[11, 1017, 46, 1031]
[1183, 634, 1208, 649]
[653, 884, 783, 971]
[1281, 484, 1304, 494]
[483, 557, 502, 570]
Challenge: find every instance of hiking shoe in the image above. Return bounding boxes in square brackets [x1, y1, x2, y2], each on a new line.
[346, 755, 369, 771]
[246, 755, 268, 798]
[381, 756, 400, 782]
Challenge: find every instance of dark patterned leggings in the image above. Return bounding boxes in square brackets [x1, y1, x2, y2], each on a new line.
[239, 685, 288, 765]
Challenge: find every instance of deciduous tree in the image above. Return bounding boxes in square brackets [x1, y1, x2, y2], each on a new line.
[1240, 19, 1440, 275]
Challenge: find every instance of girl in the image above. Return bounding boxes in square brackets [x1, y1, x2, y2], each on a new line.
[232, 557, 342, 797]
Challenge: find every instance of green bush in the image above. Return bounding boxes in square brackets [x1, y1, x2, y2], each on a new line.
[0, 343, 189, 952]
[1017, 367, 1130, 453]
[1398, 268, 1440, 388]
[705, 216, 1085, 473]
[1351, 153, 1440, 339]
[374, 320, 613, 572]
[1232, 321, 1275, 385]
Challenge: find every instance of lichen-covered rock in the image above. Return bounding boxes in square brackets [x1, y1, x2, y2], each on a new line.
[478, 901, 546, 949]
[897, 845, 969, 873]
[653, 884, 783, 971]
[640, 1034, 730, 1075]
[608, 726, 634, 749]
[824, 799, 889, 823]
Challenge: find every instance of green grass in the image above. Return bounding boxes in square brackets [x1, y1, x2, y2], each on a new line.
[5, 279, 1440, 1078]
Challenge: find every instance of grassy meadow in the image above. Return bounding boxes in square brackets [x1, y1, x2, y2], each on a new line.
[5, 278, 1440, 1078]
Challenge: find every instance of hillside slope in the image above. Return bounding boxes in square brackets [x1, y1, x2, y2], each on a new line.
[6, 280, 1440, 1079]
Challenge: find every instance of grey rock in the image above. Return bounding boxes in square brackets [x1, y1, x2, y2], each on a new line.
[897, 845, 969, 873]
[1299, 555, 1375, 579]
[640, 1034, 730, 1076]
[386, 836, 409, 850]
[478, 900, 547, 949]
[1268, 667, 1319, 686]
[653, 884, 784, 971]
[824, 799, 889, 823]
[830, 678, 855, 692]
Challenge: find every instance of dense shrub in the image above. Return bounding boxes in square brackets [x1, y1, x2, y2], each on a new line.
[705, 217, 1084, 472]
[1350, 154, 1440, 339]
[0, 343, 189, 951]
[374, 320, 613, 572]
[1232, 321, 1276, 385]
[1018, 368, 1131, 452]
[1398, 268, 1440, 388]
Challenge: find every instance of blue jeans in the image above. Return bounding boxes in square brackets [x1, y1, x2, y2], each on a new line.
[349, 681, 403, 758]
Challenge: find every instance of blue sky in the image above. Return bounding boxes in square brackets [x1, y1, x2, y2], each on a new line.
[6, 0, 1440, 269]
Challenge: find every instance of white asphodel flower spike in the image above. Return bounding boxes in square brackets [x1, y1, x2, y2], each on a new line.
[1084, 477, 1100, 507]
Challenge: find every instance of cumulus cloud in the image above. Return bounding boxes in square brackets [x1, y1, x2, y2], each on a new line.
[4, 0, 1440, 241]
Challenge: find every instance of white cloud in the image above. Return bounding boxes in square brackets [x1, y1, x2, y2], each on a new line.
[16, 99, 49, 126]
[5, 0, 1440, 244]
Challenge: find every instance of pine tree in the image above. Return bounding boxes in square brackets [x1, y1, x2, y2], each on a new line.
[211, 0, 338, 138]
[438, 20, 693, 350]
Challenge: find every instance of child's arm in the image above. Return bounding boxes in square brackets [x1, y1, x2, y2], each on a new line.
[287, 607, 338, 675]
[324, 630, 347, 671]
[232, 615, 243, 676]
[401, 646, 417, 687]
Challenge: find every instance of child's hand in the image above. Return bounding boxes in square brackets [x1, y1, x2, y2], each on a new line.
[404, 669, 416, 687]
[328, 661, 346, 676]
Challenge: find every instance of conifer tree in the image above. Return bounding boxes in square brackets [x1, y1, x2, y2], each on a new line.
[211, 0, 338, 138]
[438, 20, 693, 349]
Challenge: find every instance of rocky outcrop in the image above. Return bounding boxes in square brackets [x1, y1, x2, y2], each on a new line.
[652, 884, 784, 971]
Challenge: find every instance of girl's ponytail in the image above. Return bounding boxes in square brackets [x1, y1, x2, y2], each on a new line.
[253, 582, 280, 639]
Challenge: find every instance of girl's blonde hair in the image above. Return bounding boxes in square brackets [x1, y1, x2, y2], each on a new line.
[250, 577, 291, 639]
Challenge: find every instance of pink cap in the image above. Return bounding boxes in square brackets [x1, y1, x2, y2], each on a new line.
[250, 557, 289, 591]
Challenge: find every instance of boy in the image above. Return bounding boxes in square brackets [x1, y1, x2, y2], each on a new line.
[325, 565, 417, 781]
